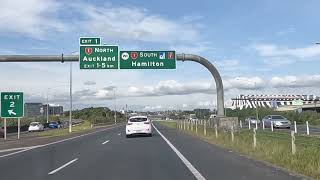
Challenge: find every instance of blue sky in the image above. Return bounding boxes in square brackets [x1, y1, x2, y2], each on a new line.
[0, 0, 320, 111]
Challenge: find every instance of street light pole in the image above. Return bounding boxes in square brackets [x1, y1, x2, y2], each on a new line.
[254, 82, 259, 121]
[114, 88, 117, 124]
[46, 92, 49, 123]
[69, 62, 72, 133]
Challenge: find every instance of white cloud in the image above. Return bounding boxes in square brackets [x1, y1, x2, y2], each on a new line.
[95, 90, 111, 98]
[21, 74, 320, 111]
[263, 57, 295, 66]
[254, 44, 320, 59]
[224, 77, 265, 90]
[270, 75, 320, 88]
[215, 59, 242, 71]
[75, 4, 202, 44]
[127, 80, 213, 97]
[216, 59, 240, 67]
[46, 75, 320, 103]
[171, 42, 214, 54]
[0, 0, 66, 38]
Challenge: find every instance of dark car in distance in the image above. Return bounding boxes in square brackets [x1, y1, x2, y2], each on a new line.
[48, 121, 60, 129]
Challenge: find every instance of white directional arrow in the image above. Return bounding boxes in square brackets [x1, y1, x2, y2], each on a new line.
[8, 109, 16, 116]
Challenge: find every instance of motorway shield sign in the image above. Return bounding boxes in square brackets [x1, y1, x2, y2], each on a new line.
[79, 45, 119, 69]
[1, 92, 24, 118]
[120, 51, 176, 69]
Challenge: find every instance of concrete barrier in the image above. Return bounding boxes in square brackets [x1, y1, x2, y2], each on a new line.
[214, 117, 239, 129]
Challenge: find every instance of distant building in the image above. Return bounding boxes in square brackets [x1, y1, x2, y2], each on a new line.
[24, 103, 43, 117]
[43, 104, 64, 116]
[231, 95, 320, 110]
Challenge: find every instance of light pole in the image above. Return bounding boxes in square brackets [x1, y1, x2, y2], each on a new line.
[69, 51, 77, 133]
[114, 87, 117, 124]
[254, 82, 259, 121]
[46, 93, 49, 123]
[69, 61, 72, 133]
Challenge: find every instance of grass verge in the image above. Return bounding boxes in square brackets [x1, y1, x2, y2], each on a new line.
[35, 121, 92, 137]
[158, 121, 320, 179]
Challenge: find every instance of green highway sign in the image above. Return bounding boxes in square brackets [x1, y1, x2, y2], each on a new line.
[79, 37, 101, 45]
[79, 45, 119, 69]
[1, 92, 24, 118]
[119, 51, 176, 69]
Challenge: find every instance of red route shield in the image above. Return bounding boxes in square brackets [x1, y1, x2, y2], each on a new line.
[168, 52, 174, 59]
[131, 52, 138, 60]
[85, 47, 93, 55]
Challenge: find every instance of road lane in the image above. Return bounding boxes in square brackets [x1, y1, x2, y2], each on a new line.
[51, 124, 196, 180]
[154, 122, 302, 180]
[0, 125, 124, 180]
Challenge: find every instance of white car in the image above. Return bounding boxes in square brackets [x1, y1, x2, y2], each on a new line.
[28, 122, 44, 132]
[126, 116, 152, 137]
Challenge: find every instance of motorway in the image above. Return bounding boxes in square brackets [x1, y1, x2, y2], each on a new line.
[0, 122, 302, 180]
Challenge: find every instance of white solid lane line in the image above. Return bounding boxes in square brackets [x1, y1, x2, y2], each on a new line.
[102, 140, 110, 145]
[0, 146, 33, 153]
[48, 158, 78, 175]
[152, 124, 206, 180]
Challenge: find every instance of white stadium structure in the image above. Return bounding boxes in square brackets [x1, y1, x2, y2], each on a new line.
[231, 95, 320, 110]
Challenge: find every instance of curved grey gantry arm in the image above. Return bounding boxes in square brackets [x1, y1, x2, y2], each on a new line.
[176, 53, 225, 117]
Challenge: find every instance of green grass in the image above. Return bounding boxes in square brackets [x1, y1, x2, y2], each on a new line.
[159, 121, 320, 179]
[35, 121, 92, 137]
[156, 120, 177, 129]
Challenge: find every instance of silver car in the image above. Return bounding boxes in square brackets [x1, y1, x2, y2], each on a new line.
[262, 115, 291, 129]
[245, 116, 260, 125]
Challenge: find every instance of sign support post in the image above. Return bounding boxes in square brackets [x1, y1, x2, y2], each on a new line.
[18, 118, 20, 139]
[4, 118, 6, 140]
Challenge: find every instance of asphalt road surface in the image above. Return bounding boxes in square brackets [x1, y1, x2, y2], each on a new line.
[0, 122, 303, 180]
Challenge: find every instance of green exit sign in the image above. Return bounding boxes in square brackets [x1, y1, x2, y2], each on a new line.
[79, 45, 119, 69]
[1, 92, 24, 118]
[119, 51, 176, 69]
[80, 37, 101, 45]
